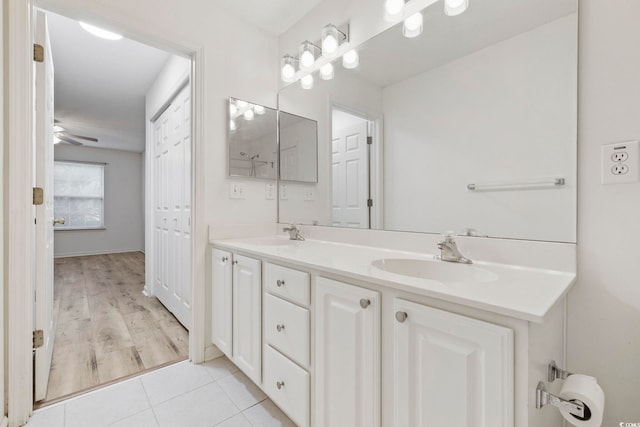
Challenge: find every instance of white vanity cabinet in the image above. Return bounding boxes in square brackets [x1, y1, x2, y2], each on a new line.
[211, 250, 262, 384]
[315, 277, 380, 427]
[393, 299, 514, 427]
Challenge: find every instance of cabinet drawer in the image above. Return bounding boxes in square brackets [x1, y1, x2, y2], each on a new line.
[264, 263, 310, 305]
[264, 345, 310, 427]
[264, 293, 310, 368]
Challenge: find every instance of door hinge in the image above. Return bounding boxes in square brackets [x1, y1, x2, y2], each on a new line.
[33, 187, 44, 205]
[33, 44, 44, 63]
[367, 198, 373, 207]
[367, 136, 373, 145]
[33, 330, 44, 349]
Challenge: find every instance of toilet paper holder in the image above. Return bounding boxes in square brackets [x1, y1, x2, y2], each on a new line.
[536, 361, 586, 418]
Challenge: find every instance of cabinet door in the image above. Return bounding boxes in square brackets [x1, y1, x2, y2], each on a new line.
[211, 248, 232, 357]
[315, 277, 380, 427]
[232, 254, 262, 384]
[393, 299, 514, 427]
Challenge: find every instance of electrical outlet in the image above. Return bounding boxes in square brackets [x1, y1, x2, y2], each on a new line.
[304, 187, 315, 201]
[279, 184, 288, 200]
[229, 182, 246, 199]
[602, 140, 639, 184]
[265, 183, 275, 200]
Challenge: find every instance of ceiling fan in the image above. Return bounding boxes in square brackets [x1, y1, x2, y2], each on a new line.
[53, 120, 98, 146]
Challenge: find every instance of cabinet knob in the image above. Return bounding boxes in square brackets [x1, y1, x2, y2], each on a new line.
[232, 260, 238, 265]
[276, 324, 285, 332]
[395, 311, 408, 323]
[276, 381, 285, 390]
[221, 257, 228, 262]
[360, 298, 371, 309]
[276, 279, 285, 287]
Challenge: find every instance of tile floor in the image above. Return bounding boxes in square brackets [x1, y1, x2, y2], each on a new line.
[26, 357, 296, 427]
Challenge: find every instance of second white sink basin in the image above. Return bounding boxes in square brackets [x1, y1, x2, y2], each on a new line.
[371, 258, 498, 283]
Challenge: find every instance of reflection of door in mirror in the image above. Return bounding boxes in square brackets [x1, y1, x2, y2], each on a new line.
[331, 108, 370, 228]
[280, 146, 298, 181]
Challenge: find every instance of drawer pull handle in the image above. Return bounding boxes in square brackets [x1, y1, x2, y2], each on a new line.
[395, 311, 408, 323]
[360, 298, 371, 309]
[276, 324, 285, 332]
[221, 257, 228, 262]
[276, 381, 285, 390]
[276, 279, 285, 287]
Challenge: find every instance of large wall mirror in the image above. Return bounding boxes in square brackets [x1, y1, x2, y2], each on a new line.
[278, 0, 578, 243]
[228, 97, 278, 179]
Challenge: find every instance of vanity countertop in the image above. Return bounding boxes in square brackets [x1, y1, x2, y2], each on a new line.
[211, 236, 576, 323]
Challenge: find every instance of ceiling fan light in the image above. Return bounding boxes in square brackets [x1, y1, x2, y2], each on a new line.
[403, 12, 423, 38]
[79, 21, 123, 40]
[342, 49, 359, 69]
[384, 0, 405, 22]
[444, 0, 469, 16]
[301, 74, 314, 90]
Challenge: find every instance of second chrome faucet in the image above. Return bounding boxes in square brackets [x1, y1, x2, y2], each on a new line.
[436, 232, 472, 264]
[283, 223, 305, 241]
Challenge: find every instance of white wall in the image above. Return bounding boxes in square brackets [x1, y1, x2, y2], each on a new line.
[0, 0, 5, 419]
[53, 145, 144, 257]
[383, 15, 577, 242]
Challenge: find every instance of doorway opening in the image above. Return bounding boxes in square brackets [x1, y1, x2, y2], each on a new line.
[34, 9, 192, 406]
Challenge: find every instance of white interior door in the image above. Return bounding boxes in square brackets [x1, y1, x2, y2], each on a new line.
[34, 9, 55, 402]
[152, 84, 191, 328]
[332, 120, 369, 227]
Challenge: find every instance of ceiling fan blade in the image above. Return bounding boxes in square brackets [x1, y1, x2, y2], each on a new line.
[57, 132, 98, 142]
[57, 135, 84, 146]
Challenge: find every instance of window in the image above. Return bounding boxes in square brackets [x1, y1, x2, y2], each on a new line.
[54, 161, 105, 230]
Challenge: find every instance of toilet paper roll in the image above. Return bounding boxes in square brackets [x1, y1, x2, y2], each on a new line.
[558, 374, 605, 427]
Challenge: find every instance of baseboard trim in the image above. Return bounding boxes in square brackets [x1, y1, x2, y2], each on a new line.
[54, 249, 144, 258]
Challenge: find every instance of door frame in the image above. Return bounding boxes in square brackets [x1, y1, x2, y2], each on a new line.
[5, 0, 207, 424]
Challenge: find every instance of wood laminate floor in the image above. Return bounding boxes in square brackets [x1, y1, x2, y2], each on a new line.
[43, 252, 188, 403]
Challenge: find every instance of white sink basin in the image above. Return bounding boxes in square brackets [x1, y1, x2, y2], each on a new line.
[371, 258, 498, 283]
[248, 237, 300, 246]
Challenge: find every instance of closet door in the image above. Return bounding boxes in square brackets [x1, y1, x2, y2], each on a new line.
[153, 84, 191, 328]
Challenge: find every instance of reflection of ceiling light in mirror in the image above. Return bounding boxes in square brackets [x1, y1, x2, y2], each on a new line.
[299, 41, 316, 70]
[281, 54, 297, 82]
[444, 0, 469, 16]
[53, 136, 62, 144]
[244, 109, 255, 121]
[229, 120, 236, 132]
[384, 0, 405, 21]
[342, 49, 359, 69]
[53, 125, 65, 132]
[79, 22, 123, 40]
[236, 100, 248, 109]
[321, 24, 340, 55]
[319, 62, 335, 80]
[229, 102, 238, 116]
[403, 12, 423, 38]
[301, 74, 314, 90]
[254, 105, 266, 115]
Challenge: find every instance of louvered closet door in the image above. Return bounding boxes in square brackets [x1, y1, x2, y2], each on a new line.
[153, 84, 191, 328]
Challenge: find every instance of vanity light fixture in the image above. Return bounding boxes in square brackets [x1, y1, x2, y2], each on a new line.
[319, 62, 335, 80]
[403, 12, 423, 38]
[299, 40, 320, 71]
[444, 0, 469, 16]
[281, 54, 297, 83]
[53, 135, 62, 145]
[79, 22, 123, 40]
[236, 100, 248, 109]
[384, 0, 406, 22]
[53, 125, 65, 132]
[321, 24, 348, 56]
[243, 109, 255, 121]
[301, 74, 314, 90]
[342, 49, 359, 69]
[229, 102, 238, 116]
[229, 119, 237, 132]
[254, 105, 266, 115]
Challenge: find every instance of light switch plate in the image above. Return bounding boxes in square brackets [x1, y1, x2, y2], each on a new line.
[229, 182, 246, 199]
[265, 183, 275, 200]
[304, 187, 315, 201]
[602, 140, 639, 184]
[279, 184, 288, 200]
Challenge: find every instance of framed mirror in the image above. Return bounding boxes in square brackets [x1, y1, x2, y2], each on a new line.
[278, 0, 578, 243]
[279, 111, 318, 183]
[227, 97, 278, 179]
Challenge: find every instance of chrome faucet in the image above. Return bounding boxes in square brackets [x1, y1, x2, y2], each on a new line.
[436, 232, 472, 264]
[283, 223, 305, 241]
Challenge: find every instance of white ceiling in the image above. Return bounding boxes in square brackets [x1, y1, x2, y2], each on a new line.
[47, 11, 172, 152]
[208, 0, 322, 35]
